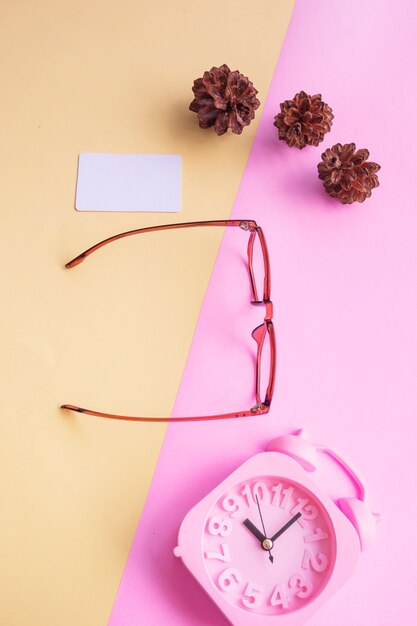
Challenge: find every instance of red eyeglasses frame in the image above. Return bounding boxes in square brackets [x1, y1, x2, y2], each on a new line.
[61, 219, 276, 422]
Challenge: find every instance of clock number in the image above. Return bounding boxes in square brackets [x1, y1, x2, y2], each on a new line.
[222, 494, 243, 518]
[271, 484, 294, 510]
[290, 498, 318, 526]
[289, 573, 313, 599]
[302, 549, 328, 573]
[290, 497, 308, 516]
[205, 543, 231, 563]
[241, 482, 268, 508]
[270, 583, 290, 609]
[208, 517, 232, 537]
[280, 486, 294, 510]
[304, 527, 329, 543]
[271, 483, 283, 507]
[241, 582, 263, 609]
[218, 567, 242, 592]
[302, 504, 318, 520]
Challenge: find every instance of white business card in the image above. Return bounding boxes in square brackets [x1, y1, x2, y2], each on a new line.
[75, 153, 182, 212]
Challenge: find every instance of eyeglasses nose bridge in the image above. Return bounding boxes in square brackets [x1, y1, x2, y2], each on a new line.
[251, 299, 273, 320]
[264, 300, 273, 321]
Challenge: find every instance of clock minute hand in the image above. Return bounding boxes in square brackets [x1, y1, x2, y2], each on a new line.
[255, 495, 274, 564]
[270, 512, 302, 543]
[243, 518, 266, 543]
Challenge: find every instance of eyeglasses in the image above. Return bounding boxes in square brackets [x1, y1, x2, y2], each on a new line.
[61, 220, 276, 422]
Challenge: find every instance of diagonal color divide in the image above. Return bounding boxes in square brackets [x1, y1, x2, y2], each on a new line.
[109, 1, 417, 625]
[0, 2, 295, 625]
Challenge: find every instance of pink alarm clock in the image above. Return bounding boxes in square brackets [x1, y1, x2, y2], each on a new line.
[174, 430, 378, 625]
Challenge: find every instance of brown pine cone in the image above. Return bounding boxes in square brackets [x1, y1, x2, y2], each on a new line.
[189, 64, 260, 136]
[318, 143, 381, 204]
[274, 91, 333, 149]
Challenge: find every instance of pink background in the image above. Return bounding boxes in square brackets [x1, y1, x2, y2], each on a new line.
[109, 1, 417, 624]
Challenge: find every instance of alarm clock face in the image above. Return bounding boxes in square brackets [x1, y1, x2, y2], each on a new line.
[203, 476, 336, 616]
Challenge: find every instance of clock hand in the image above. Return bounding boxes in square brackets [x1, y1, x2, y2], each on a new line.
[243, 518, 266, 543]
[255, 495, 274, 563]
[270, 512, 302, 543]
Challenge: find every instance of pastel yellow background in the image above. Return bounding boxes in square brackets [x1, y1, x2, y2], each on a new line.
[0, 1, 294, 624]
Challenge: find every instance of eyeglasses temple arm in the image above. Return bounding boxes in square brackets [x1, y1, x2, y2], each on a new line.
[60, 403, 268, 422]
[65, 220, 258, 268]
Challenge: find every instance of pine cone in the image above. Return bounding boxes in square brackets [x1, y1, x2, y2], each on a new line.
[274, 91, 333, 149]
[318, 143, 381, 204]
[189, 64, 260, 135]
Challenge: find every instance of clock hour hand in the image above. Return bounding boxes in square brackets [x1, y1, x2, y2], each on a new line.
[243, 518, 266, 543]
[270, 512, 302, 543]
